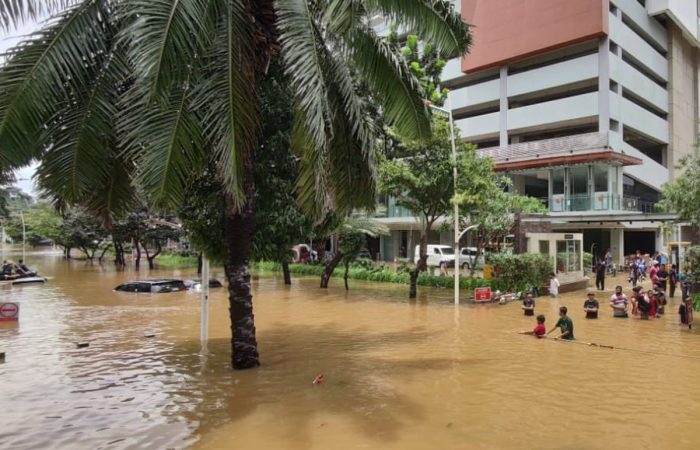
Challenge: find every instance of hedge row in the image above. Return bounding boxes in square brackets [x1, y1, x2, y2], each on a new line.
[252, 261, 490, 290]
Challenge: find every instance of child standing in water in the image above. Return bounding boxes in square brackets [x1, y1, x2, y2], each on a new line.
[519, 314, 546, 338]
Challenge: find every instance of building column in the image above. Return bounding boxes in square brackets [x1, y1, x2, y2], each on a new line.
[499, 65, 508, 146]
[598, 37, 611, 136]
[610, 228, 624, 266]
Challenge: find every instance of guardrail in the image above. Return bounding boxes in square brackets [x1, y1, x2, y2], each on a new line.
[478, 132, 609, 163]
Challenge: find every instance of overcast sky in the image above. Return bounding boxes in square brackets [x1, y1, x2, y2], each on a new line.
[1, 19, 40, 197]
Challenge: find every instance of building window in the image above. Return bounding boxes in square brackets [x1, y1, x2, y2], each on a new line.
[539, 240, 550, 256]
[593, 165, 608, 192]
[556, 240, 581, 273]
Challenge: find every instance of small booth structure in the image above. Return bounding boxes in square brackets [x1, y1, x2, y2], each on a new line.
[525, 232, 588, 293]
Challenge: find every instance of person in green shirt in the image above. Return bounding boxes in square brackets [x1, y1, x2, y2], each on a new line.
[547, 306, 574, 340]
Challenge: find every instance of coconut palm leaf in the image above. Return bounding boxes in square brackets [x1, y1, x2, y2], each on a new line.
[121, 74, 204, 209]
[0, 0, 111, 171]
[191, 0, 258, 211]
[0, 0, 77, 31]
[366, 0, 471, 57]
[346, 24, 430, 141]
[122, 0, 214, 102]
[36, 39, 128, 206]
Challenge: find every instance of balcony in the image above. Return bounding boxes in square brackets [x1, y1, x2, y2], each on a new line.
[537, 194, 659, 213]
[477, 132, 643, 171]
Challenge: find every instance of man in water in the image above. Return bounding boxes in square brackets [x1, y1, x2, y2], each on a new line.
[610, 285, 629, 318]
[522, 292, 535, 316]
[547, 306, 574, 340]
[583, 292, 599, 319]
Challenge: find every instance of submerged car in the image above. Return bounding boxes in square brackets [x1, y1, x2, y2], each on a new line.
[114, 279, 187, 293]
[183, 279, 224, 290]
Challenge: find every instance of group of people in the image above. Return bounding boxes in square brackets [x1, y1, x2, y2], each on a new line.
[1, 259, 35, 280]
[519, 282, 693, 339]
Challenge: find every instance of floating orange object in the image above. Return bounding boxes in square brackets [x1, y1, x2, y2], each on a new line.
[312, 373, 324, 385]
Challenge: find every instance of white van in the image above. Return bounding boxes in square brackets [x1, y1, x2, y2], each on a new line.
[414, 245, 456, 268]
[459, 247, 485, 270]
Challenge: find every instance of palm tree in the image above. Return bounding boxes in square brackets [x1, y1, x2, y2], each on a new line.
[319, 212, 389, 289]
[0, 0, 471, 369]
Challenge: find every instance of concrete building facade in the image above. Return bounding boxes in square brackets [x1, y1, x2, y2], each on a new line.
[378, 0, 700, 266]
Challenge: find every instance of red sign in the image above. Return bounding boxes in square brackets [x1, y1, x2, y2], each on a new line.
[0, 302, 19, 322]
[474, 287, 492, 302]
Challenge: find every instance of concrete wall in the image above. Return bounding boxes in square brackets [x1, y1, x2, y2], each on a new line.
[667, 26, 700, 179]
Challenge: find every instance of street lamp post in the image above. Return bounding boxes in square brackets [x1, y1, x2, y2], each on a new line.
[19, 210, 25, 262]
[426, 99, 460, 304]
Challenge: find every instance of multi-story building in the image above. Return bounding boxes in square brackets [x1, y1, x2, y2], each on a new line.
[377, 0, 700, 266]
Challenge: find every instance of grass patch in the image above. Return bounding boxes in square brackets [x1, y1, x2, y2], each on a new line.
[156, 254, 199, 268]
[251, 261, 490, 290]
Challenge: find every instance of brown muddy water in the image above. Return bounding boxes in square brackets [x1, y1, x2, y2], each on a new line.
[1, 254, 700, 450]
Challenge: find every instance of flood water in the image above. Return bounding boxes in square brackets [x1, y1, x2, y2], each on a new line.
[2, 253, 700, 449]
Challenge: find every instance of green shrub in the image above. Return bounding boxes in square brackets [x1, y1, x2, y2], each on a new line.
[251, 261, 489, 291]
[487, 253, 552, 293]
[583, 252, 593, 271]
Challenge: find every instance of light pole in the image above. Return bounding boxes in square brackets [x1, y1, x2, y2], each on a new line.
[426, 99, 460, 304]
[19, 210, 25, 262]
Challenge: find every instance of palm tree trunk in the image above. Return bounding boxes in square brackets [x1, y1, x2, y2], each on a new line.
[344, 261, 350, 290]
[223, 168, 260, 370]
[320, 251, 343, 288]
[282, 261, 292, 285]
[409, 234, 428, 299]
[134, 240, 141, 269]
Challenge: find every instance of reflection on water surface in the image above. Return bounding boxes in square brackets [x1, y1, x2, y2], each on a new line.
[1, 254, 699, 449]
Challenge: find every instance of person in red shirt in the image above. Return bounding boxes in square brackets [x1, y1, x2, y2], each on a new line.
[519, 314, 546, 338]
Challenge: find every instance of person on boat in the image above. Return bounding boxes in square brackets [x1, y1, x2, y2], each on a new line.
[522, 292, 535, 316]
[519, 314, 546, 338]
[547, 306, 574, 340]
[583, 292, 599, 319]
[609, 286, 629, 318]
[1, 260, 20, 280]
[15, 259, 36, 277]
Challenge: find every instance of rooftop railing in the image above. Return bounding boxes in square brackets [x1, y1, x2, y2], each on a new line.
[477, 132, 610, 163]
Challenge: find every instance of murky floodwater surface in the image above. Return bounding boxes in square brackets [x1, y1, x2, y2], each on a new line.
[1, 254, 700, 450]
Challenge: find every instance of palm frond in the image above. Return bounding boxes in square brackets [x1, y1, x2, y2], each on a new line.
[121, 0, 214, 102]
[0, 0, 77, 32]
[84, 153, 137, 221]
[276, 0, 332, 162]
[347, 25, 430, 141]
[36, 39, 129, 206]
[0, 0, 111, 172]
[344, 214, 389, 237]
[121, 72, 204, 209]
[191, 0, 259, 211]
[365, 0, 471, 57]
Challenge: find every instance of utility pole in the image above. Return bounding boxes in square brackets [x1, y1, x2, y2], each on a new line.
[426, 99, 460, 304]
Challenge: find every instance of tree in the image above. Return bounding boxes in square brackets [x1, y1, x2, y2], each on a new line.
[251, 61, 312, 285]
[661, 154, 700, 238]
[4, 202, 62, 246]
[453, 162, 547, 277]
[387, 26, 448, 106]
[379, 118, 469, 298]
[0, 0, 470, 369]
[319, 213, 388, 289]
[56, 209, 110, 260]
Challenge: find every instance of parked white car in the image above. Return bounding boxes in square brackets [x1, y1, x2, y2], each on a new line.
[458, 247, 486, 270]
[414, 245, 455, 268]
